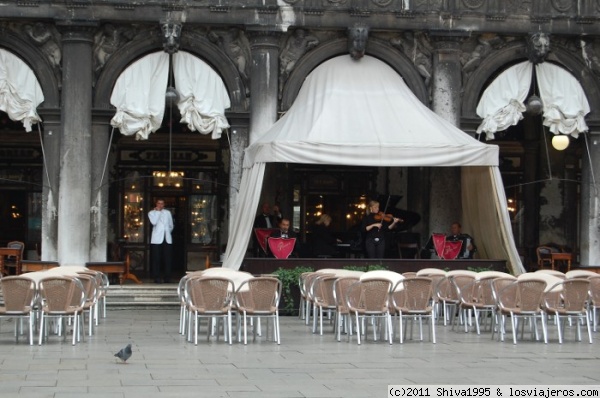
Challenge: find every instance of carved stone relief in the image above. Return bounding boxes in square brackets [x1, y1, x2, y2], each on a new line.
[348, 23, 369, 60]
[460, 34, 504, 82]
[22, 22, 62, 73]
[93, 24, 136, 81]
[390, 31, 432, 88]
[506, 0, 531, 13]
[279, 29, 320, 99]
[527, 32, 550, 64]
[208, 27, 251, 95]
[461, 0, 485, 9]
[581, 38, 600, 78]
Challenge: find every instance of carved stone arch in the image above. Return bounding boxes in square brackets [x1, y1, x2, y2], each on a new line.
[462, 41, 600, 121]
[93, 31, 247, 112]
[281, 37, 428, 111]
[0, 32, 60, 108]
[462, 42, 529, 120]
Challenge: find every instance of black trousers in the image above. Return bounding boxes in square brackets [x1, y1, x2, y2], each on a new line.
[365, 237, 385, 258]
[151, 242, 172, 282]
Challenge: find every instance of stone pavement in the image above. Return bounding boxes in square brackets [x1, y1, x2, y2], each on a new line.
[0, 308, 599, 398]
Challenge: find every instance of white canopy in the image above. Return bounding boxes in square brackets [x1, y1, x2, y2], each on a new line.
[110, 51, 230, 140]
[224, 55, 525, 274]
[0, 48, 44, 132]
[477, 61, 590, 140]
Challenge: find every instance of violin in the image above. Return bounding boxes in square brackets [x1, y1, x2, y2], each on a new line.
[373, 212, 395, 223]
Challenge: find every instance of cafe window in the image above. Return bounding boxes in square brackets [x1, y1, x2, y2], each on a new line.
[123, 173, 144, 242]
[189, 195, 218, 245]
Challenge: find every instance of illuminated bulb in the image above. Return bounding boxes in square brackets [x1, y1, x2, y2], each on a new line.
[552, 135, 570, 151]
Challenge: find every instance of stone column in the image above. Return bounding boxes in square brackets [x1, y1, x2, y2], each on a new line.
[89, 109, 114, 262]
[248, 31, 279, 144]
[248, 31, 280, 202]
[580, 134, 600, 265]
[227, 118, 250, 233]
[428, 36, 463, 234]
[36, 108, 61, 261]
[57, 24, 95, 266]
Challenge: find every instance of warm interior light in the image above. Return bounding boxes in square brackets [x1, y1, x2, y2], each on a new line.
[552, 135, 570, 151]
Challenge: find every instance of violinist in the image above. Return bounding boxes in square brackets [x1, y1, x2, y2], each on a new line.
[361, 200, 402, 258]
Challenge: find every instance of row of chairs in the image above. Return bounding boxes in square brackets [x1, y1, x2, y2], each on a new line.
[0, 268, 109, 345]
[300, 268, 600, 345]
[301, 270, 437, 345]
[177, 269, 282, 345]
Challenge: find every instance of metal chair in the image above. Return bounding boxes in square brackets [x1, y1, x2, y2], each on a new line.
[0, 276, 37, 345]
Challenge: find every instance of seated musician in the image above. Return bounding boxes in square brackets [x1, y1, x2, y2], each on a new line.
[270, 218, 299, 257]
[446, 222, 477, 259]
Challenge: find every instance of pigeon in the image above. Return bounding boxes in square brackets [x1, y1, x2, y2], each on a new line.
[114, 343, 132, 363]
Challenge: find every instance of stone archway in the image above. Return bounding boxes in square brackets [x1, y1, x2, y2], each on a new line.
[93, 28, 247, 112]
[460, 38, 600, 268]
[0, 32, 60, 108]
[281, 37, 429, 111]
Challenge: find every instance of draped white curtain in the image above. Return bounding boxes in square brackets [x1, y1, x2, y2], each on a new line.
[110, 51, 231, 141]
[462, 167, 526, 275]
[476, 61, 590, 140]
[222, 163, 266, 269]
[476, 62, 532, 140]
[0, 49, 44, 132]
[173, 51, 231, 139]
[110, 52, 169, 140]
[536, 62, 590, 137]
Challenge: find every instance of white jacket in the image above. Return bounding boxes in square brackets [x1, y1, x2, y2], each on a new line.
[148, 209, 174, 244]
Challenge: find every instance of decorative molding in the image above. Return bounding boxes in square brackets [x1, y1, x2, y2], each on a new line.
[372, 0, 393, 7]
[162, 4, 185, 12]
[350, 8, 371, 17]
[462, 0, 485, 10]
[17, 1, 39, 6]
[395, 11, 416, 19]
[114, 4, 135, 10]
[209, 5, 230, 12]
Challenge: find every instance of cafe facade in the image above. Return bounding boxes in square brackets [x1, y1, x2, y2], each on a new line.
[1, 1, 600, 276]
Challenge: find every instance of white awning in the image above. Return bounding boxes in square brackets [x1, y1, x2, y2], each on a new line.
[0, 49, 44, 132]
[110, 52, 170, 140]
[476, 61, 532, 140]
[173, 51, 231, 139]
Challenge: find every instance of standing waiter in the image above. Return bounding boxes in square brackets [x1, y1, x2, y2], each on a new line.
[148, 198, 174, 283]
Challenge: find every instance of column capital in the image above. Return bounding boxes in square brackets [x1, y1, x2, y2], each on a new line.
[428, 31, 467, 51]
[247, 30, 281, 50]
[56, 21, 97, 43]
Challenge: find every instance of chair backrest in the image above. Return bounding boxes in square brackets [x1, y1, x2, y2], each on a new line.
[76, 272, 99, 306]
[492, 277, 518, 309]
[393, 277, 433, 311]
[397, 242, 420, 259]
[347, 278, 392, 313]
[448, 274, 476, 302]
[0, 276, 35, 312]
[589, 276, 600, 305]
[516, 279, 547, 312]
[39, 276, 85, 313]
[556, 279, 590, 312]
[333, 276, 360, 310]
[236, 277, 282, 313]
[311, 274, 337, 307]
[185, 276, 234, 313]
[6, 241, 25, 256]
[536, 246, 555, 267]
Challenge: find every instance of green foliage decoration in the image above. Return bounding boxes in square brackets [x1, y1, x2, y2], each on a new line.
[273, 266, 314, 315]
